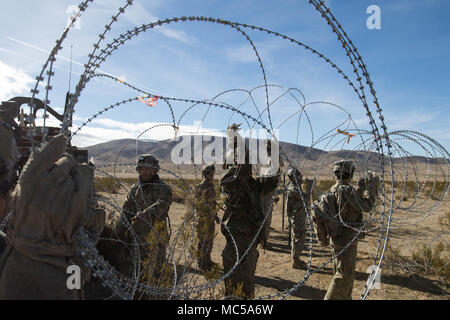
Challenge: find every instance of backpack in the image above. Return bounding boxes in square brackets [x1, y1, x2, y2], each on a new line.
[311, 191, 342, 246]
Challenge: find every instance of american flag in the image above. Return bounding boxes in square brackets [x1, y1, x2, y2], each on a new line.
[137, 95, 159, 107]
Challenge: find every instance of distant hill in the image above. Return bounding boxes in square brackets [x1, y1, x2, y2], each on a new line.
[83, 135, 447, 176]
[84, 136, 327, 165]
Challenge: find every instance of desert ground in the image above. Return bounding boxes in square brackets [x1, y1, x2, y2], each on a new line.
[94, 175, 449, 300]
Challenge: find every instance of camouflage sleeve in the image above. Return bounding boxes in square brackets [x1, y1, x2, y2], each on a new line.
[286, 186, 304, 215]
[122, 185, 137, 221]
[256, 173, 280, 195]
[205, 185, 217, 211]
[0, 158, 9, 196]
[338, 185, 374, 214]
[286, 192, 293, 215]
[219, 167, 241, 193]
[142, 184, 173, 220]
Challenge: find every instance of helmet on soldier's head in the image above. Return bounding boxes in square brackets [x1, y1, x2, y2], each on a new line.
[287, 168, 302, 180]
[136, 154, 159, 171]
[333, 160, 355, 179]
[202, 164, 215, 176]
[226, 123, 241, 132]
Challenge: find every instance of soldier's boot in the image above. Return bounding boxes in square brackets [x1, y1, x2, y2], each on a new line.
[292, 256, 306, 269]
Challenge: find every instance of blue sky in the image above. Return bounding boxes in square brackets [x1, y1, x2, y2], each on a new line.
[0, 0, 448, 157]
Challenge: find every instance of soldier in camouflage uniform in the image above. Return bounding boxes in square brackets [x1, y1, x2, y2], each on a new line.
[220, 163, 279, 299]
[260, 141, 281, 248]
[323, 160, 378, 300]
[0, 110, 21, 256]
[116, 154, 173, 289]
[0, 110, 20, 217]
[260, 190, 275, 248]
[195, 164, 220, 270]
[286, 168, 312, 269]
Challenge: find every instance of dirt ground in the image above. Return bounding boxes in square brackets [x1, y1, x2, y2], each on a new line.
[100, 184, 449, 300]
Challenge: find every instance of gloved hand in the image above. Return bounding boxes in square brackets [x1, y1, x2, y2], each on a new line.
[305, 179, 314, 195]
[360, 171, 379, 200]
[130, 211, 152, 236]
[7, 135, 94, 260]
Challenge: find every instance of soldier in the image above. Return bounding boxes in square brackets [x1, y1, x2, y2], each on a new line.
[195, 164, 220, 270]
[323, 160, 378, 300]
[260, 140, 281, 248]
[220, 162, 279, 299]
[0, 109, 20, 209]
[116, 154, 173, 291]
[0, 109, 21, 255]
[286, 168, 312, 269]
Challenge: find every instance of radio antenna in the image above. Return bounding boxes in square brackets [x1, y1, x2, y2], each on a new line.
[68, 44, 73, 93]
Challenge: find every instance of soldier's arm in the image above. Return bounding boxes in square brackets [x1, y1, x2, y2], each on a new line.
[219, 167, 241, 193]
[141, 185, 173, 220]
[286, 193, 292, 215]
[121, 187, 136, 221]
[286, 188, 305, 214]
[339, 185, 374, 214]
[206, 186, 217, 209]
[256, 172, 280, 195]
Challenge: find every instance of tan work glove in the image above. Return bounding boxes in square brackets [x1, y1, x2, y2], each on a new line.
[7, 135, 94, 263]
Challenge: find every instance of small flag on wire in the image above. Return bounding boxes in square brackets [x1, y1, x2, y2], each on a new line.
[336, 129, 355, 144]
[137, 95, 159, 107]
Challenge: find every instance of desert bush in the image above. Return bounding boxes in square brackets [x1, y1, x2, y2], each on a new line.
[384, 242, 449, 288]
[439, 211, 450, 229]
[94, 177, 122, 194]
[411, 241, 450, 283]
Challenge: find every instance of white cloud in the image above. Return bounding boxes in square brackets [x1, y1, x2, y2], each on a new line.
[225, 40, 289, 64]
[100, 0, 193, 45]
[386, 110, 437, 130]
[226, 45, 258, 63]
[70, 117, 224, 147]
[0, 60, 34, 101]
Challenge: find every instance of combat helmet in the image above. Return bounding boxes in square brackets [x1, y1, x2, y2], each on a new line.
[287, 168, 302, 180]
[136, 154, 160, 171]
[202, 164, 215, 176]
[333, 160, 355, 179]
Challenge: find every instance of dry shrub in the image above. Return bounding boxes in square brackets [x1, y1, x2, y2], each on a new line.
[140, 220, 173, 299]
[94, 177, 122, 194]
[411, 241, 450, 283]
[384, 242, 449, 290]
[439, 211, 450, 229]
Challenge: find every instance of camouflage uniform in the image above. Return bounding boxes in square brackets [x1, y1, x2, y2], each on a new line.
[0, 120, 20, 257]
[261, 191, 275, 246]
[0, 121, 19, 200]
[118, 155, 173, 287]
[324, 160, 378, 300]
[286, 169, 312, 268]
[0, 135, 100, 299]
[260, 141, 282, 246]
[195, 164, 218, 269]
[220, 165, 279, 299]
